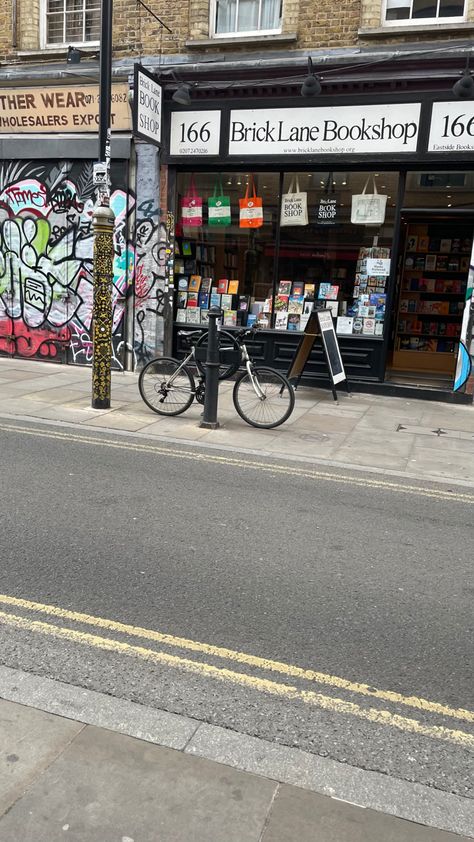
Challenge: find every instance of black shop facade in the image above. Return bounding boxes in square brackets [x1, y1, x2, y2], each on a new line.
[163, 90, 474, 403]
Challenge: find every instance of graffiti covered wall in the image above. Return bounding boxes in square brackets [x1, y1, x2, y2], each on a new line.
[0, 159, 133, 367]
[133, 144, 168, 366]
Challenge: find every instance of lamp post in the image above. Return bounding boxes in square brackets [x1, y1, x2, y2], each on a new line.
[92, 0, 115, 409]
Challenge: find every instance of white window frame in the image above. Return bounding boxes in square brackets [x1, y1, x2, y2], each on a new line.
[40, 0, 100, 48]
[382, 0, 466, 26]
[210, 0, 282, 38]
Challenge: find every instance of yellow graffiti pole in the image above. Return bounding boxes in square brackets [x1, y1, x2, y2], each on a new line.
[92, 203, 115, 409]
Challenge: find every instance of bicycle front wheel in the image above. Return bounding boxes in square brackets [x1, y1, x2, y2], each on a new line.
[138, 357, 195, 416]
[233, 366, 295, 429]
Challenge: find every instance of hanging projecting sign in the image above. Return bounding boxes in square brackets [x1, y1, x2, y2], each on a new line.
[133, 64, 162, 147]
[428, 102, 474, 153]
[170, 111, 221, 156]
[228, 103, 421, 156]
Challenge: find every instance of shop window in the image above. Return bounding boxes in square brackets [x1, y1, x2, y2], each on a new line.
[174, 172, 279, 329]
[43, 0, 100, 46]
[212, 0, 282, 36]
[173, 170, 398, 340]
[383, 0, 465, 24]
[403, 171, 474, 209]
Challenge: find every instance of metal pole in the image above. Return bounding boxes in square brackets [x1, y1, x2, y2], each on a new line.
[99, 0, 113, 170]
[92, 0, 114, 408]
[92, 205, 116, 408]
[199, 307, 222, 429]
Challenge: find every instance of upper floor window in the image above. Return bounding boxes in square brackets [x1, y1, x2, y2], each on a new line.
[45, 0, 100, 45]
[384, 0, 465, 24]
[213, 0, 282, 36]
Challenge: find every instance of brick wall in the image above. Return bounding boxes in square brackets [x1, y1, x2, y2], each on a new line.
[0, 0, 472, 64]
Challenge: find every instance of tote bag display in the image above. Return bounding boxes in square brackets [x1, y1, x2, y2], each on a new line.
[181, 177, 203, 227]
[280, 178, 308, 227]
[208, 179, 231, 226]
[239, 178, 263, 229]
[351, 177, 387, 226]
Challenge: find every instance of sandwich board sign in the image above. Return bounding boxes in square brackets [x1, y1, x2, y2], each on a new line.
[287, 308, 348, 401]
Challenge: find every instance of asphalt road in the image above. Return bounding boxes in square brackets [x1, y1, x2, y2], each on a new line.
[0, 419, 472, 800]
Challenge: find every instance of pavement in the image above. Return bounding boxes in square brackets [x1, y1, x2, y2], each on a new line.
[0, 356, 473, 485]
[1, 678, 472, 842]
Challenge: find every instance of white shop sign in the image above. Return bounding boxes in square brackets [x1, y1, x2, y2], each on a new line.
[366, 258, 391, 276]
[428, 102, 474, 153]
[170, 111, 221, 156]
[134, 66, 162, 147]
[228, 103, 421, 156]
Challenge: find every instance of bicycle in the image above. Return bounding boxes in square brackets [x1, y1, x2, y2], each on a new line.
[138, 327, 295, 429]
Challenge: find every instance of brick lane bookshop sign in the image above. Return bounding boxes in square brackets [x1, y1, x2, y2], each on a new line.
[0, 84, 131, 133]
[168, 103, 421, 157]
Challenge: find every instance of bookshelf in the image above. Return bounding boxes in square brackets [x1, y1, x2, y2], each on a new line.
[392, 225, 470, 374]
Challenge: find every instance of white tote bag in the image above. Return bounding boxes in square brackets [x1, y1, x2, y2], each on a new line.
[351, 178, 387, 226]
[280, 178, 308, 227]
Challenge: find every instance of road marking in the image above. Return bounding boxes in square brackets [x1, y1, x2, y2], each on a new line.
[0, 609, 472, 749]
[0, 593, 472, 725]
[0, 421, 473, 503]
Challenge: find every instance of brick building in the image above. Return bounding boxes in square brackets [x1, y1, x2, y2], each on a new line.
[0, 0, 473, 400]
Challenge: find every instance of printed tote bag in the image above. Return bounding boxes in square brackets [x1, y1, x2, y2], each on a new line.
[239, 178, 263, 229]
[280, 177, 308, 227]
[351, 177, 387, 226]
[182, 176, 203, 227]
[208, 178, 231, 226]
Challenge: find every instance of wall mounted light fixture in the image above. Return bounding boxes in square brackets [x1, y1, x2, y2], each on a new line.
[453, 58, 474, 99]
[301, 58, 322, 97]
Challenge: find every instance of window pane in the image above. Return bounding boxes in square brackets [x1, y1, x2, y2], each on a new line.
[216, 0, 237, 33]
[276, 171, 398, 336]
[412, 0, 437, 16]
[439, 0, 464, 14]
[260, 0, 281, 29]
[47, 0, 64, 11]
[65, 11, 84, 40]
[47, 13, 65, 42]
[385, 0, 411, 20]
[85, 5, 100, 39]
[174, 172, 279, 328]
[237, 0, 259, 30]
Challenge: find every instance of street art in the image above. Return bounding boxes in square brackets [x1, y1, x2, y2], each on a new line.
[0, 160, 133, 367]
[133, 198, 168, 366]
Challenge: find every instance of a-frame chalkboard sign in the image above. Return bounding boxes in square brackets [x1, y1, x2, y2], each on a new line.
[287, 309, 349, 402]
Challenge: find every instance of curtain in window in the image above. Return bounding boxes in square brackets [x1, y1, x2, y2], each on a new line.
[260, 0, 281, 29]
[216, 0, 237, 33]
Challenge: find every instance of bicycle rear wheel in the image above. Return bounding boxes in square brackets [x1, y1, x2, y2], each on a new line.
[195, 329, 241, 380]
[138, 357, 195, 416]
[233, 366, 295, 429]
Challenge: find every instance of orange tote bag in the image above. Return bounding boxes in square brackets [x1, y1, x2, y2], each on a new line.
[239, 178, 263, 229]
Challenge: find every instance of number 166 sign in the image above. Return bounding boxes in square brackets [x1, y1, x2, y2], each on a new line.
[170, 111, 221, 156]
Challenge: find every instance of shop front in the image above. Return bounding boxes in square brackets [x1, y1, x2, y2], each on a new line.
[164, 95, 474, 402]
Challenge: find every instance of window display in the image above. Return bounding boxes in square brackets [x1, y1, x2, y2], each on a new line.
[173, 170, 398, 337]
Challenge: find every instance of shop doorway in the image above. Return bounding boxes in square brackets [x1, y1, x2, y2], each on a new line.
[386, 214, 472, 390]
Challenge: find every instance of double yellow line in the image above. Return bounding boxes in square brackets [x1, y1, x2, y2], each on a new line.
[0, 594, 472, 749]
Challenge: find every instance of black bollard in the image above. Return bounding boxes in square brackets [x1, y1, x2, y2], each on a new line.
[199, 306, 222, 429]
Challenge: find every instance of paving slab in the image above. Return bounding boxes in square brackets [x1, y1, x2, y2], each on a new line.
[262, 785, 468, 842]
[0, 699, 83, 817]
[0, 724, 277, 842]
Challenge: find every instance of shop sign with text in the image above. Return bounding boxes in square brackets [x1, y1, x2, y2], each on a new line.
[428, 102, 474, 153]
[316, 197, 338, 225]
[0, 84, 131, 133]
[134, 65, 162, 146]
[228, 103, 421, 156]
[170, 111, 221, 156]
